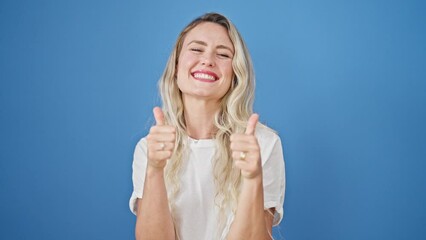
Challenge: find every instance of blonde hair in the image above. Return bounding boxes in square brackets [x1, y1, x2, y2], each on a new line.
[158, 12, 255, 238]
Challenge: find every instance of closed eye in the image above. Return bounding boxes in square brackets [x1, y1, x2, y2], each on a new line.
[190, 48, 203, 52]
[218, 53, 231, 58]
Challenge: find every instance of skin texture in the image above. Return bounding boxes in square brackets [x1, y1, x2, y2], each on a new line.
[135, 22, 274, 240]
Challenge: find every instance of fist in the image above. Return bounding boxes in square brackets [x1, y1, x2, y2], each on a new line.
[230, 114, 262, 179]
[146, 107, 176, 169]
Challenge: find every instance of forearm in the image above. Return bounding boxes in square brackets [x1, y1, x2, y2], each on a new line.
[227, 176, 271, 240]
[135, 167, 175, 240]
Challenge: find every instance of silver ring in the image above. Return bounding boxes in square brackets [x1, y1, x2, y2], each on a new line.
[239, 151, 246, 160]
[160, 142, 165, 150]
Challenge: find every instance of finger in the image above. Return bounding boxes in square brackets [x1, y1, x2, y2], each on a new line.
[230, 133, 257, 143]
[234, 159, 247, 169]
[245, 113, 259, 135]
[234, 160, 261, 179]
[147, 133, 176, 142]
[234, 159, 256, 173]
[153, 107, 165, 126]
[150, 125, 176, 133]
[230, 142, 259, 152]
[232, 151, 249, 160]
[150, 142, 175, 151]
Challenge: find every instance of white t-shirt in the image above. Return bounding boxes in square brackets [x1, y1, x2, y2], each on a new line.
[129, 126, 285, 240]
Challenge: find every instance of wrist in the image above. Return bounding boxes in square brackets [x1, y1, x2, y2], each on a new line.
[242, 174, 263, 188]
[146, 165, 165, 178]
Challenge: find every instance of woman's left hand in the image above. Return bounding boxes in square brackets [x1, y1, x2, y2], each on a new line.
[230, 114, 262, 180]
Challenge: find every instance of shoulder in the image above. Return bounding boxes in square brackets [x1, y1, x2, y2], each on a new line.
[255, 124, 284, 165]
[255, 124, 281, 147]
[135, 137, 148, 152]
[132, 137, 148, 162]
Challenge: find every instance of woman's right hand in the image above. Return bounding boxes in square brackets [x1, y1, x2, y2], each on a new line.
[146, 107, 176, 169]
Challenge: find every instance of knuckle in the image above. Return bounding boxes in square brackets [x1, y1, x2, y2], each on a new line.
[250, 145, 259, 151]
[146, 134, 152, 141]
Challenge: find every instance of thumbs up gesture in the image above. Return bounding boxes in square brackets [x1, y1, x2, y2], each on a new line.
[146, 107, 176, 169]
[230, 114, 262, 179]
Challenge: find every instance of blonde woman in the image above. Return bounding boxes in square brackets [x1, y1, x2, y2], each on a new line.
[129, 13, 285, 240]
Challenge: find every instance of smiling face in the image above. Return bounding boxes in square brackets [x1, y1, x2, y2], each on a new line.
[176, 22, 235, 102]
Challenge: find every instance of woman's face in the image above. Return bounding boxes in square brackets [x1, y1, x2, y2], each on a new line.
[176, 22, 234, 102]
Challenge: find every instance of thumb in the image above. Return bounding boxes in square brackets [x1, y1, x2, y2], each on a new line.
[245, 113, 259, 135]
[153, 107, 165, 126]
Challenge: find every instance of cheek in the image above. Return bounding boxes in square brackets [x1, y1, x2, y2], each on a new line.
[176, 61, 191, 91]
[178, 52, 196, 66]
[222, 62, 234, 81]
[221, 68, 234, 93]
[222, 59, 233, 73]
[177, 56, 196, 78]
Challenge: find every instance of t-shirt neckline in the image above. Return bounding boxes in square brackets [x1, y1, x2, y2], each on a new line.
[187, 136, 215, 148]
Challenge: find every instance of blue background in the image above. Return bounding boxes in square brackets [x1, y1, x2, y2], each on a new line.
[1, 0, 425, 239]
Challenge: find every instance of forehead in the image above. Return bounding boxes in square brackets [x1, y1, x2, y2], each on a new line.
[183, 22, 234, 50]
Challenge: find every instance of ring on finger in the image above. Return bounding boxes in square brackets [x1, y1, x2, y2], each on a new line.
[159, 142, 166, 150]
[239, 151, 247, 160]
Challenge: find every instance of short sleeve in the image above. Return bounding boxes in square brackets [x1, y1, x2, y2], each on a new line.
[129, 138, 148, 215]
[258, 129, 286, 226]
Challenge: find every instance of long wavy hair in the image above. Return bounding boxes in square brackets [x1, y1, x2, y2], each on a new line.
[158, 12, 255, 238]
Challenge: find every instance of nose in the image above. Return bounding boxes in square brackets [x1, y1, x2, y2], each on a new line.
[201, 53, 215, 67]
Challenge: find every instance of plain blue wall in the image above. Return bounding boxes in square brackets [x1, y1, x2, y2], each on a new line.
[1, 0, 425, 239]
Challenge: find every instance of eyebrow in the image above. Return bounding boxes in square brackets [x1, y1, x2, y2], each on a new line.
[188, 40, 234, 54]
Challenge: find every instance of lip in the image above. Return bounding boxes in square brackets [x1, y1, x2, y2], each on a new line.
[191, 70, 219, 82]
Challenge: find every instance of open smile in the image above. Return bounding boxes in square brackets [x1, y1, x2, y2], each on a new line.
[191, 70, 219, 82]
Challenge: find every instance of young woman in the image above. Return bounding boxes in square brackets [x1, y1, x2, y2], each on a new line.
[129, 13, 285, 240]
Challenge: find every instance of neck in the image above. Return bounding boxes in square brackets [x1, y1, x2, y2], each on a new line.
[183, 96, 221, 139]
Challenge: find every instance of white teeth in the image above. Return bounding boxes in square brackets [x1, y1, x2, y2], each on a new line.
[194, 73, 216, 81]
